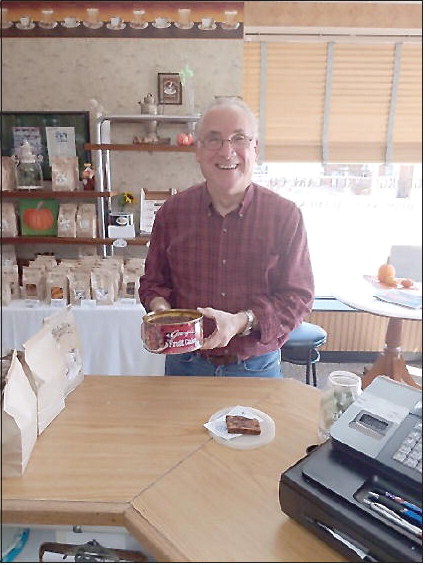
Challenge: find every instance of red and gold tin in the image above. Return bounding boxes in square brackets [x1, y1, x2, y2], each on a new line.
[141, 309, 203, 354]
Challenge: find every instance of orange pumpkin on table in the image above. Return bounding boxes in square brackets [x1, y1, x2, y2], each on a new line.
[377, 263, 397, 286]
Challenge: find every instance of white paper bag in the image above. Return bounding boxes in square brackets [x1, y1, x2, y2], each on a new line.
[43, 306, 84, 396]
[2, 350, 38, 477]
[23, 324, 68, 434]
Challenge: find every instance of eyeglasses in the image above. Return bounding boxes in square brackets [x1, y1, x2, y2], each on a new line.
[200, 133, 254, 151]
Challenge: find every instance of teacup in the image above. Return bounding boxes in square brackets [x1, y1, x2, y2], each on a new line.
[201, 17, 214, 29]
[132, 9, 145, 24]
[110, 16, 122, 28]
[64, 16, 77, 27]
[19, 15, 32, 28]
[155, 17, 169, 28]
[40, 9, 54, 25]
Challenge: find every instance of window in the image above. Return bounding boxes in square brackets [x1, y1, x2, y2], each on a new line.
[252, 162, 422, 297]
[244, 35, 422, 297]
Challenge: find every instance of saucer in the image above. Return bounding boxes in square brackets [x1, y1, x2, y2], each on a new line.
[174, 21, 194, 30]
[106, 22, 126, 30]
[83, 20, 104, 29]
[16, 22, 36, 30]
[61, 20, 80, 28]
[1, 20, 13, 29]
[38, 21, 58, 29]
[198, 22, 216, 31]
[129, 21, 148, 29]
[152, 21, 171, 29]
[220, 22, 240, 30]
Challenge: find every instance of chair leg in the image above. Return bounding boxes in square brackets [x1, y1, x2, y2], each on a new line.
[312, 362, 317, 388]
[305, 357, 311, 386]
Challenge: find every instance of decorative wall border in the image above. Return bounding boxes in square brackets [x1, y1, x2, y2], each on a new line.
[2, 1, 244, 39]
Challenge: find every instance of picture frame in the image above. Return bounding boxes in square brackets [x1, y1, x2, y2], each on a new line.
[157, 73, 182, 105]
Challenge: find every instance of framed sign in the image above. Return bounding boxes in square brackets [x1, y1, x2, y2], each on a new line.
[158, 73, 182, 105]
[1, 111, 90, 180]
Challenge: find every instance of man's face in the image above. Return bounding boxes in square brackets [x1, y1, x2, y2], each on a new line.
[195, 105, 258, 197]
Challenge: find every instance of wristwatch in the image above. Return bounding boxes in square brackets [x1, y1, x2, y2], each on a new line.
[240, 309, 255, 336]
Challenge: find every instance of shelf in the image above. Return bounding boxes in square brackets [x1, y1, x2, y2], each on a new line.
[3, 236, 150, 246]
[3, 190, 115, 199]
[86, 143, 195, 153]
[99, 114, 200, 124]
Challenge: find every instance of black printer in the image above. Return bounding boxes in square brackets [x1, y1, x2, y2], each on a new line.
[279, 376, 423, 562]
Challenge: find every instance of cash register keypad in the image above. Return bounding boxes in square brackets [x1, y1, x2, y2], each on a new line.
[392, 421, 422, 474]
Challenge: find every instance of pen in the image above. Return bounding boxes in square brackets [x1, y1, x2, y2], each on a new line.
[364, 499, 422, 538]
[375, 489, 423, 515]
[368, 492, 422, 527]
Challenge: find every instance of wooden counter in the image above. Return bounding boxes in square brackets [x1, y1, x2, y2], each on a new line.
[2, 376, 345, 562]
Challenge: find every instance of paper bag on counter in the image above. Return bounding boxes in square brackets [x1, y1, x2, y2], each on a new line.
[2, 350, 38, 477]
[43, 306, 84, 396]
[23, 324, 68, 434]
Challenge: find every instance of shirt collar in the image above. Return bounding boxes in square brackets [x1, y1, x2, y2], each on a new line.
[202, 182, 255, 216]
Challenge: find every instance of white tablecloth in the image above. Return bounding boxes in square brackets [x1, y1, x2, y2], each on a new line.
[2, 300, 165, 376]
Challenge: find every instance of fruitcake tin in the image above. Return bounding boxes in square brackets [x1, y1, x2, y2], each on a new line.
[141, 309, 203, 354]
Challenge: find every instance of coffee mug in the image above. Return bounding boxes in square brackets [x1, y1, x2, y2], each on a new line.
[86, 8, 99, 23]
[132, 9, 145, 22]
[224, 10, 238, 27]
[40, 9, 54, 24]
[177, 8, 191, 26]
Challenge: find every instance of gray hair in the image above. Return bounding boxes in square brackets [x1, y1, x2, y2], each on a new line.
[195, 97, 258, 140]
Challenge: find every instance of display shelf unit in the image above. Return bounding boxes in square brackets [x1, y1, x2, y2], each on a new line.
[3, 190, 116, 199]
[86, 143, 195, 153]
[2, 236, 150, 246]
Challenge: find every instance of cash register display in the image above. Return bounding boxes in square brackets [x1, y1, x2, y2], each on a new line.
[352, 412, 391, 436]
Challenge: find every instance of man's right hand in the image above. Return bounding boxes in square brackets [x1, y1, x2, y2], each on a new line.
[149, 297, 171, 313]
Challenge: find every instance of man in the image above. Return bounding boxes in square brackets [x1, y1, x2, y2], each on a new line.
[139, 97, 314, 377]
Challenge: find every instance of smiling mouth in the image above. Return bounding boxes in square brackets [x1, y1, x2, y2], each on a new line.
[217, 163, 238, 170]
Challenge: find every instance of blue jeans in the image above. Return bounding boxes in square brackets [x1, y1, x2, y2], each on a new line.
[165, 350, 283, 378]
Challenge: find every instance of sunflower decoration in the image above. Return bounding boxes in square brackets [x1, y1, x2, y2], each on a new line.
[118, 191, 136, 210]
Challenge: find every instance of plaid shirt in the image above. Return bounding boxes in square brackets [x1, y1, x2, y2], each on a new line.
[139, 182, 314, 360]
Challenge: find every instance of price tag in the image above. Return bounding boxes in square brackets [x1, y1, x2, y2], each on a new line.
[50, 298, 67, 308]
[80, 299, 97, 308]
[118, 298, 137, 306]
[24, 299, 40, 308]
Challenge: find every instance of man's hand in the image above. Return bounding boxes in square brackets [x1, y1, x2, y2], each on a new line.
[149, 297, 171, 313]
[197, 307, 249, 350]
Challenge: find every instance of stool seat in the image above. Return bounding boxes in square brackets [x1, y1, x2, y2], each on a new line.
[281, 322, 327, 386]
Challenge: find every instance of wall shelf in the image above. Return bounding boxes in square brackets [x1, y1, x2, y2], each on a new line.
[3, 190, 116, 199]
[3, 236, 150, 246]
[85, 143, 195, 153]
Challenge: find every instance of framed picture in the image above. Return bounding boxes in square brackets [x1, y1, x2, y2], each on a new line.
[1, 111, 90, 180]
[158, 73, 182, 105]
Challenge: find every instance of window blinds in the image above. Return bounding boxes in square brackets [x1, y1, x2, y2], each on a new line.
[243, 41, 421, 163]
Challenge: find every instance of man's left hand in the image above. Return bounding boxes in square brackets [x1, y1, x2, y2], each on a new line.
[197, 307, 248, 350]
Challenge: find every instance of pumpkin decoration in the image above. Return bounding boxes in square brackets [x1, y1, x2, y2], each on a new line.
[377, 263, 397, 286]
[19, 199, 59, 236]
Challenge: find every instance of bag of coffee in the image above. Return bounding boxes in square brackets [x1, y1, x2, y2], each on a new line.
[2, 350, 38, 476]
[57, 203, 78, 238]
[51, 157, 79, 191]
[1, 156, 16, 191]
[46, 270, 69, 303]
[76, 203, 97, 238]
[91, 268, 115, 305]
[21, 266, 46, 301]
[1, 202, 18, 237]
[68, 270, 91, 305]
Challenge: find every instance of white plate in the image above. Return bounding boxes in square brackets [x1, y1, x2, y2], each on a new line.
[129, 21, 148, 30]
[16, 22, 36, 30]
[38, 21, 58, 29]
[198, 22, 217, 31]
[174, 21, 194, 30]
[152, 21, 171, 29]
[207, 406, 275, 450]
[1, 21, 13, 29]
[61, 20, 80, 28]
[83, 20, 104, 29]
[220, 22, 240, 31]
[106, 22, 126, 30]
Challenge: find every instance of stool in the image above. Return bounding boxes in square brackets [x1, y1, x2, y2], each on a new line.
[281, 322, 327, 387]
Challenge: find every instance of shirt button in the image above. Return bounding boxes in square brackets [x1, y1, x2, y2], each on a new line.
[221, 292, 226, 297]
[222, 259, 227, 265]
[223, 228, 227, 233]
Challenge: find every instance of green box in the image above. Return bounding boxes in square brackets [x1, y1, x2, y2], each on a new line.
[19, 199, 59, 236]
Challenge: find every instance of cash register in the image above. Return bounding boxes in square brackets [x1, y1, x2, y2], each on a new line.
[279, 376, 422, 562]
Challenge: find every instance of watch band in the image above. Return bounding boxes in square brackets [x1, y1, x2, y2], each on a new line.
[240, 309, 255, 336]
